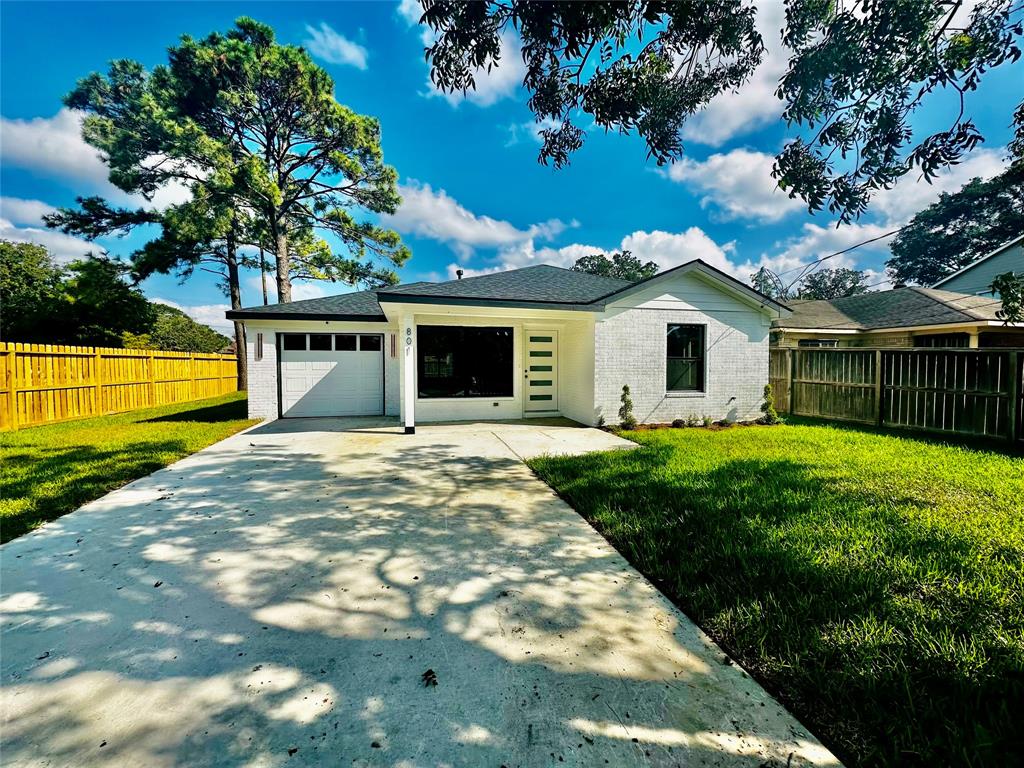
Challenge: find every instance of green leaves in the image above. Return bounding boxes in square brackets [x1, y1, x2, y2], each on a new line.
[796, 267, 872, 300]
[417, 1, 1022, 222]
[571, 250, 658, 282]
[776, 0, 1023, 223]
[991, 272, 1024, 323]
[424, 0, 764, 168]
[887, 162, 1024, 285]
[49, 16, 410, 306]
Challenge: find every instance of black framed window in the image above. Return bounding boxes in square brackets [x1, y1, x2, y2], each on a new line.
[335, 334, 357, 351]
[418, 326, 513, 398]
[282, 334, 306, 351]
[309, 334, 332, 351]
[666, 324, 705, 392]
[360, 335, 382, 352]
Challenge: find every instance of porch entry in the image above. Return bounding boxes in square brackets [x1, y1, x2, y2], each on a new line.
[524, 330, 558, 416]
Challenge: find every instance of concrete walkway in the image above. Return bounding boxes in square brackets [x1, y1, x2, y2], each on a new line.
[1, 418, 838, 767]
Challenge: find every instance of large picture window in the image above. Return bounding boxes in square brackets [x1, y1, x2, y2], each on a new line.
[418, 326, 513, 398]
[666, 324, 705, 392]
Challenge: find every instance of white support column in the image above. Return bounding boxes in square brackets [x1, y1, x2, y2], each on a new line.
[400, 314, 416, 433]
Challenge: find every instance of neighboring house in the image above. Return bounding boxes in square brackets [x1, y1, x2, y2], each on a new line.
[227, 261, 789, 430]
[772, 286, 1024, 349]
[932, 234, 1024, 295]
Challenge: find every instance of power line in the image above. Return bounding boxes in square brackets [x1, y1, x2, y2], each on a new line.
[777, 226, 905, 281]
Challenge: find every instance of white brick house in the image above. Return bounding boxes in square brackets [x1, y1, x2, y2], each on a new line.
[228, 261, 790, 431]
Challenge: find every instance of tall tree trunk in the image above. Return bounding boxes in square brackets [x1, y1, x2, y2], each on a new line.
[273, 216, 291, 303]
[259, 246, 269, 305]
[226, 222, 247, 390]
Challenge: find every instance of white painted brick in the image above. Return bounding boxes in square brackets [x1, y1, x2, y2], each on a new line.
[594, 308, 770, 425]
[245, 329, 278, 420]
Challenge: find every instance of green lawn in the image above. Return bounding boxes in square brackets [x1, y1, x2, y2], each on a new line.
[529, 422, 1024, 767]
[0, 392, 256, 543]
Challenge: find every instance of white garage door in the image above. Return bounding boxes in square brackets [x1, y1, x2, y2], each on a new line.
[279, 333, 384, 417]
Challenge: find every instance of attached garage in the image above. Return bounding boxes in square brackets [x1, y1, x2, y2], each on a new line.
[279, 332, 384, 417]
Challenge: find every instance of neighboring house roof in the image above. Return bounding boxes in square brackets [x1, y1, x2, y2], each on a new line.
[774, 287, 1005, 331]
[227, 260, 788, 320]
[932, 234, 1024, 288]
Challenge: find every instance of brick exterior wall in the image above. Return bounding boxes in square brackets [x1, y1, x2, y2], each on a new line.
[246, 329, 279, 420]
[594, 308, 770, 425]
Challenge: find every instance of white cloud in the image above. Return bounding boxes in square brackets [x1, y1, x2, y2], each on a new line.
[620, 229, 740, 275]
[681, 2, 788, 147]
[870, 147, 1006, 225]
[152, 298, 234, 335]
[397, 0, 422, 25]
[505, 117, 562, 147]
[0, 217, 96, 264]
[1, 108, 111, 188]
[302, 22, 368, 69]
[431, 31, 525, 107]
[666, 149, 803, 222]
[242, 274, 332, 306]
[751, 146, 1010, 288]
[758, 221, 893, 276]
[0, 109, 191, 209]
[401, 2, 525, 110]
[384, 180, 572, 258]
[0, 197, 57, 226]
[450, 226, 740, 280]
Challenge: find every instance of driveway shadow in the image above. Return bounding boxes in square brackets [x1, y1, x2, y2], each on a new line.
[0, 427, 836, 767]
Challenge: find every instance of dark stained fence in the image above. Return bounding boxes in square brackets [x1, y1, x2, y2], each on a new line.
[769, 347, 1023, 443]
[793, 349, 877, 424]
[883, 349, 1012, 438]
[768, 348, 792, 413]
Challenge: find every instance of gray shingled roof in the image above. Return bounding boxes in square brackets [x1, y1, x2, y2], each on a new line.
[227, 266, 633, 319]
[379, 265, 632, 305]
[775, 287, 1005, 331]
[226, 283, 430, 321]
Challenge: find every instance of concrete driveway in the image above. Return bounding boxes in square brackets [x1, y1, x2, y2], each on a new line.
[1, 418, 837, 767]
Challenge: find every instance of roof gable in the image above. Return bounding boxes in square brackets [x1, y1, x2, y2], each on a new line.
[932, 234, 1024, 287]
[598, 260, 790, 314]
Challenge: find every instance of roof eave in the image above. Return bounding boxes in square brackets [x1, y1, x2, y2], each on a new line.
[376, 294, 601, 312]
[226, 310, 387, 322]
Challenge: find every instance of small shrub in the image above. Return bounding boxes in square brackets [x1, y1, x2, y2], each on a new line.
[618, 385, 638, 430]
[702, 415, 713, 427]
[671, 418, 686, 428]
[687, 413, 702, 427]
[759, 383, 782, 425]
[596, 414, 606, 428]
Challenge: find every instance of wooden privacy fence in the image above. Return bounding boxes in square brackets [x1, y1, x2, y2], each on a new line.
[770, 347, 1023, 443]
[0, 342, 238, 431]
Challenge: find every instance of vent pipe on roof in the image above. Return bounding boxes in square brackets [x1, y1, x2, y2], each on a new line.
[456, 269, 463, 280]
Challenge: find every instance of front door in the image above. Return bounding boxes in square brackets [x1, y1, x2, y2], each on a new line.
[523, 330, 558, 416]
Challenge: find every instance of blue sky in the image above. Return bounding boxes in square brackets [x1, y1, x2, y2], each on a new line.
[2, 1, 1020, 333]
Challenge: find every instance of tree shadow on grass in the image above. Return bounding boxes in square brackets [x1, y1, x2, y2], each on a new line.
[1, 441, 188, 543]
[141, 399, 250, 424]
[530, 444, 1024, 767]
[784, 414, 1024, 457]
